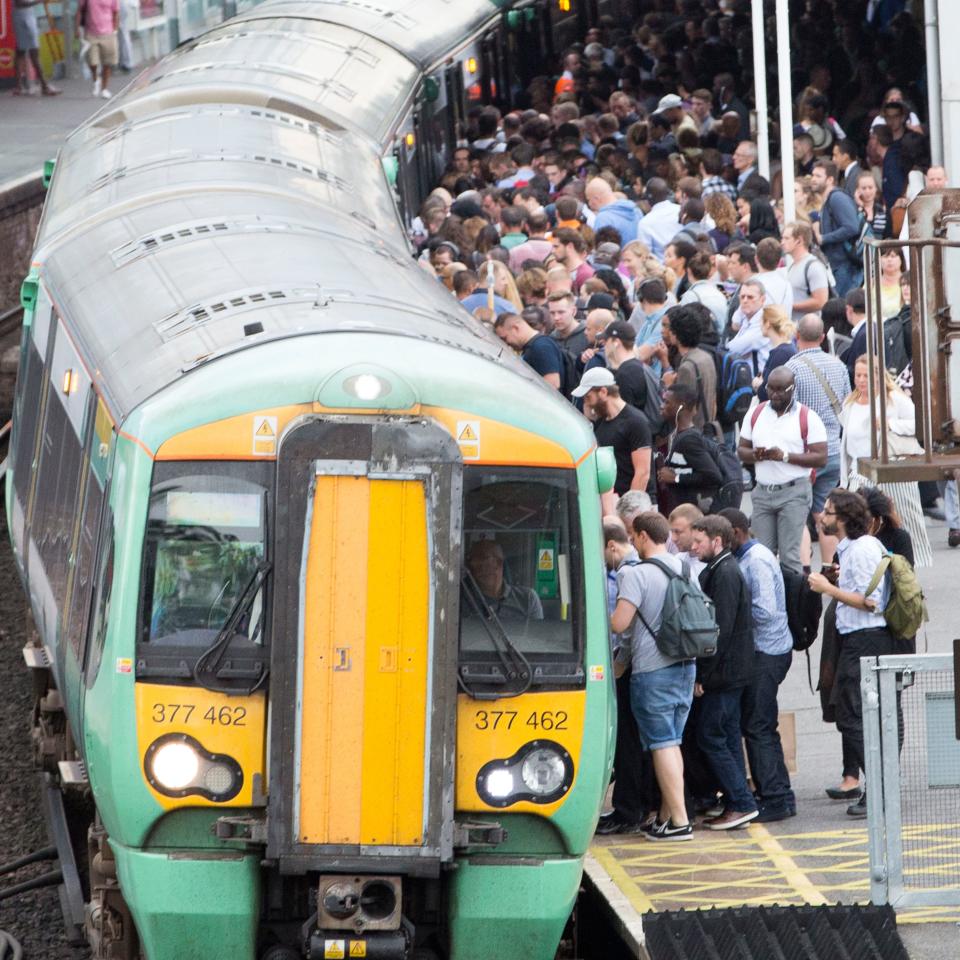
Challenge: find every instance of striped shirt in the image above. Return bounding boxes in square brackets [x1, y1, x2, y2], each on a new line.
[835, 535, 890, 635]
[786, 347, 851, 457]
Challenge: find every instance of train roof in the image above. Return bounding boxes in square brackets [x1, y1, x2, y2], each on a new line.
[229, 0, 504, 70]
[34, 0, 548, 425]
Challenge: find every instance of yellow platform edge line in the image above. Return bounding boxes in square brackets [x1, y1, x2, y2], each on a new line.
[748, 824, 830, 906]
[590, 845, 657, 915]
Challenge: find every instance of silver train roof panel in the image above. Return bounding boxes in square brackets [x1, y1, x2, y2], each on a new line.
[72, 16, 418, 149]
[40, 191, 510, 417]
[37, 101, 404, 251]
[231, 0, 501, 69]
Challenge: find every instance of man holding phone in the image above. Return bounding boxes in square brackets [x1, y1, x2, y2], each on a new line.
[737, 368, 828, 572]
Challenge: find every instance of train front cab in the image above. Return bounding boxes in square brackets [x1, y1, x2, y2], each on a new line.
[120, 401, 615, 960]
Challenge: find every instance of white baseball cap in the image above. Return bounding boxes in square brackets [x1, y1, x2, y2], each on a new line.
[656, 94, 683, 112]
[571, 366, 615, 398]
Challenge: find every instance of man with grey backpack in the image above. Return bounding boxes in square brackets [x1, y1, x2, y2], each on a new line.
[610, 511, 718, 841]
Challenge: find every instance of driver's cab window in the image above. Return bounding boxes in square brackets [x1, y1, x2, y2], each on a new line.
[140, 465, 269, 648]
[460, 468, 578, 659]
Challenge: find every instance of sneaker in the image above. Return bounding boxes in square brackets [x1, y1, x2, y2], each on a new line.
[100, 88, 112, 99]
[754, 805, 797, 823]
[949, 529, 960, 548]
[705, 808, 759, 830]
[703, 802, 725, 819]
[93, 77, 102, 97]
[644, 819, 693, 842]
[595, 815, 646, 836]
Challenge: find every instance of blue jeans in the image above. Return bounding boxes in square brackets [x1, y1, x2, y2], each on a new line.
[831, 259, 862, 298]
[943, 479, 960, 529]
[742, 651, 795, 811]
[696, 687, 756, 813]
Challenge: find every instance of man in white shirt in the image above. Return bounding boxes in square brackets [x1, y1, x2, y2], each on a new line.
[737, 368, 828, 572]
[808, 489, 894, 817]
[636, 178, 680, 261]
[725, 278, 770, 370]
[755, 237, 794, 316]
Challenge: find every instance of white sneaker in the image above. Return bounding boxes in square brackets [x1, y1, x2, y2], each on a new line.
[100, 88, 112, 99]
[92, 77, 102, 97]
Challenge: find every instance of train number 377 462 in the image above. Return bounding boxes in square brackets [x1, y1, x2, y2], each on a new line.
[151, 703, 247, 726]
[474, 710, 567, 731]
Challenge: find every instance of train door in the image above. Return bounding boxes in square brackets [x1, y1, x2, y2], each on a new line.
[267, 417, 461, 870]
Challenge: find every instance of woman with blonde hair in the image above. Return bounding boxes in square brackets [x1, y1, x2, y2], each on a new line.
[839, 355, 933, 566]
[489, 259, 524, 313]
[753, 306, 797, 401]
[794, 176, 822, 222]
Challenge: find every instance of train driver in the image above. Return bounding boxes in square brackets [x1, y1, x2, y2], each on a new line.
[465, 540, 543, 623]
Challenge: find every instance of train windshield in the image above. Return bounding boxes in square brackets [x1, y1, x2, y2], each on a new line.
[139, 464, 270, 649]
[459, 467, 583, 690]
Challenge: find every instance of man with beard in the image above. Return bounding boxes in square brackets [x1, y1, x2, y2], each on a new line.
[573, 368, 652, 499]
[808, 490, 894, 818]
[737, 368, 827, 572]
[810, 160, 861, 296]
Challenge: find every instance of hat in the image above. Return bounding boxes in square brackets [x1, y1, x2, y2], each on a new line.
[656, 94, 683, 112]
[805, 123, 833, 152]
[571, 366, 616, 398]
[600, 320, 636, 345]
[593, 241, 621, 266]
[586, 292, 616, 312]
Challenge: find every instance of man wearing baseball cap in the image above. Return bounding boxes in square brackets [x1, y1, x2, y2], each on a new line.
[602, 320, 657, 418]
[655, 93, 697, 138]
[573, 368, 653, 503]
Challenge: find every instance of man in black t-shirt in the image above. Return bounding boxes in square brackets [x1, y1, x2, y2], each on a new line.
[602, 319, 651, 413]
[494, 312, 565, 393]
[572, 368, 652, 498]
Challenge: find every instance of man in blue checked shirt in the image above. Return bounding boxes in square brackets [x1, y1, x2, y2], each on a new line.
[719, 509, 797, 823]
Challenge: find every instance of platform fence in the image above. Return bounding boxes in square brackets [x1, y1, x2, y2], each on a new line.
[862, 652, 960, 907]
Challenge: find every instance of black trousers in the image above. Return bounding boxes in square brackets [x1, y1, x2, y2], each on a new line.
[612, 668, 659, 820]
[834, 627, 896, 776]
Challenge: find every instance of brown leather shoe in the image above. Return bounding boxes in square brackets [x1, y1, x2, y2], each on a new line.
[949, 529, 960, 548]
[704, 808, 759, 830]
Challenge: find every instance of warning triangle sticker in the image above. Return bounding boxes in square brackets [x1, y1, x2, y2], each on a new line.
[458, 424, 478, 442]
[256, 420, 275, 436]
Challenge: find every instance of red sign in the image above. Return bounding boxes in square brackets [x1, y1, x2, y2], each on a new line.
[0, 0, 15, 82]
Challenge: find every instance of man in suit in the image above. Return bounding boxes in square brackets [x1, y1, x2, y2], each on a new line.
[840, 288, 867, 386]
[833, 139, 861, 202]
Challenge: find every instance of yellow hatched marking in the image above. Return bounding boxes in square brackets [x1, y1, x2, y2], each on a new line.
[299, 476, 369, 844]
[590, 845, 656, 914]
[359, 480, 429, 846]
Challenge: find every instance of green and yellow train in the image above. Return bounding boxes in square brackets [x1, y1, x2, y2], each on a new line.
[8, 1, 621, 957]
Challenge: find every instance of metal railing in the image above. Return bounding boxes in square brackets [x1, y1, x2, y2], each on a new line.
[862, 652, 960, 908]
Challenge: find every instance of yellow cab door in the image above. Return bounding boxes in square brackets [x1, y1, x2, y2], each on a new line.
[267, 418, 461, 870]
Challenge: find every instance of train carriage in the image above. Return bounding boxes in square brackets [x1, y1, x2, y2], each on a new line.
[8, 1, 619, 958]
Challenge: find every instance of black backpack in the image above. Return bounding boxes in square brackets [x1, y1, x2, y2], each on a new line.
[882, 311, 910, 375]
[780, 563, 823, 651]
[637, 362, 665, 438]
[529, 335, 578, 400]
[701, 433, 744, 511]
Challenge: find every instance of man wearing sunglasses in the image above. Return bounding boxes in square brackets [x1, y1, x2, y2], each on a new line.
[737, 368, 828, 572]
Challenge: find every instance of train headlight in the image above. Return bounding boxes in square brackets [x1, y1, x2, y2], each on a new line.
[476, 740, 573, 807]
[144, 733, 243, 802]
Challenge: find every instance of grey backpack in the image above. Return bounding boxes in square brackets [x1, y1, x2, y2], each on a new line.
[637, 558, 719, 659]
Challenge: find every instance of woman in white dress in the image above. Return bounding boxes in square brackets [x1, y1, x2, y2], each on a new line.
[839, 355, 933, 566]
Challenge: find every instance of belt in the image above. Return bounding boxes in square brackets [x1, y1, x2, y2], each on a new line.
[755, 477, 810, 492]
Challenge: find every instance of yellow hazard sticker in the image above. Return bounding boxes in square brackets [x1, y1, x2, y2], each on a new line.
[324, 941, 345, 959]
[252, 415, 278, 456]
[349, 943, 367, 958]
[456, 419, 480, 460]
[589, 664, 605, 681]
[537, 548, 555, 571]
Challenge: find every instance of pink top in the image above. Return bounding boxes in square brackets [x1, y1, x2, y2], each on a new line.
[83, 0, 119, 36]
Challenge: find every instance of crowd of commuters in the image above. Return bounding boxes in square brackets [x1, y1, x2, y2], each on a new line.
[417, 0, 943, 836]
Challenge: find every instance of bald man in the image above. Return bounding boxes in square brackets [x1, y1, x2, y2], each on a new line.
[585, 177, 642, 244]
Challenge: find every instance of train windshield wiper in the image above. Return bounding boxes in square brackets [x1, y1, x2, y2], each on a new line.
[193, 560, 272, 694]
[458, 571, 532, 701]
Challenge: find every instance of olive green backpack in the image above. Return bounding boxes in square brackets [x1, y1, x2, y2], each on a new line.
[865, 552, 928, 641]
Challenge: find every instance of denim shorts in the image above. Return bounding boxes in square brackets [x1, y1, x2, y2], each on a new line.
[629, 661, 696, 750]
[812, 453, 841, 513]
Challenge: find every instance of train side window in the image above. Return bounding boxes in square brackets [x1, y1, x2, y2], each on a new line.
[459, 467, 582, 671]
[85, 508, 114, 687]
[138, 462, 272, 650]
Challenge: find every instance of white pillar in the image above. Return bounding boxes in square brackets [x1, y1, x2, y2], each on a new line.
[925, 0, 943, 166]
[938, 0, 960, 181]
[751, 0, 770, 181]
[776, 0, 795, 224]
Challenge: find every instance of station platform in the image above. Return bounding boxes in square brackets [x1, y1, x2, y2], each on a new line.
[1, 64, 149, 185]
[584, 506, 960, 960]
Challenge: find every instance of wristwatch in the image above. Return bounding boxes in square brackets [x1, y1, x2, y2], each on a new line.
[781, 450, 790, 463]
